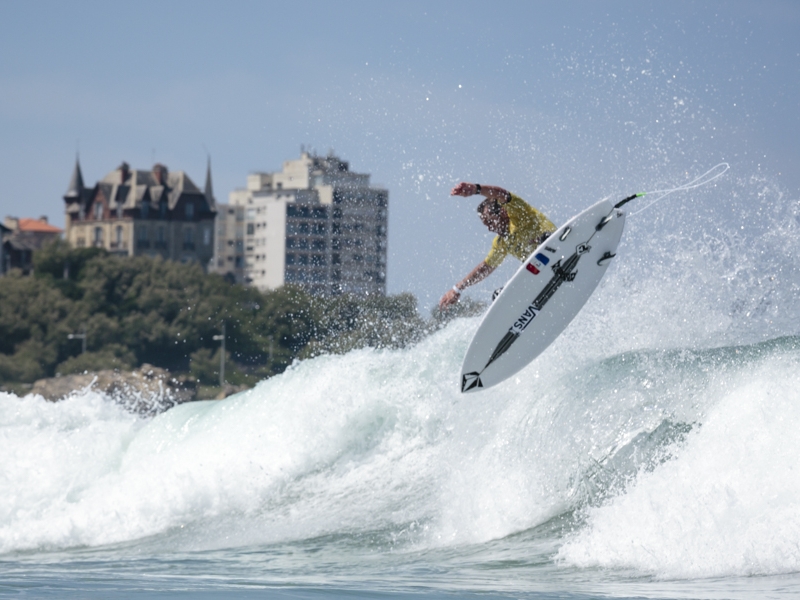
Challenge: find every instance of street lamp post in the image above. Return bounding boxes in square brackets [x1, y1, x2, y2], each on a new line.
[67, 328, 87, 354]
[212, 322, 226, 387]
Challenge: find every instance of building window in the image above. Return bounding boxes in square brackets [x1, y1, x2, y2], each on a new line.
[183, 227, 195, 250]
[185, 202, 194, 219]
[141, 201, 150, 218]
[116, 226, 123, 245]
[203, 227, 211, 246]
[94, 227, 103, 246]
[94, 203, 103, 220]
[137, 227, 149, 248]
[151, 226, 164, 249]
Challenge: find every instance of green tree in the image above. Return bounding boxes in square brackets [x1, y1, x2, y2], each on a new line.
[1, 247, 442, 387]
[56, 344, 136, 375]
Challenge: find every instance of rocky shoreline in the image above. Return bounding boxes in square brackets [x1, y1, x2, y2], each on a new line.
[19, 365, 250, 416]
[28, 364, 196, 415]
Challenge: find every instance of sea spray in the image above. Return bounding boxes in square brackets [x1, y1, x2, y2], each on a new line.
[1, 177, 800, 585]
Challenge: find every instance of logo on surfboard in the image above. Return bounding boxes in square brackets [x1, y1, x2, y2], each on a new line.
[511, 303, 540, 336]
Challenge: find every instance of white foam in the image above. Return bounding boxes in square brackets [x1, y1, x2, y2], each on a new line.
[558, 354, 800, 578]
[2, 181, 799, 573]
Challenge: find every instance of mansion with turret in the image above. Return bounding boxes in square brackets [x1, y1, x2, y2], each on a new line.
[63, 160, 217, 269]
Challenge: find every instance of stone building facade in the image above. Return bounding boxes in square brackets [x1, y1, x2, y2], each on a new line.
[63, 159, 217, 268]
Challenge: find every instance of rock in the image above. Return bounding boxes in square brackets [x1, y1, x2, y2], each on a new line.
[215, 383, 249, 400]
[31, 364, 197, 415]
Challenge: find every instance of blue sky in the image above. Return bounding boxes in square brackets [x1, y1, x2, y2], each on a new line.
[2, 1, 798, 309]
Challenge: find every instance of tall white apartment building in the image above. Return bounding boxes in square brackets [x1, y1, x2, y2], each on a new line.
[223, 151, 388, 296]
[211, 204, 246, 284]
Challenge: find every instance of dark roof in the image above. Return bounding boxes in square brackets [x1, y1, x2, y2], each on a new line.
[100, 165, 209, 211]
[5, 233, 48, 252]
[65, 158, 84, 199]
[64, 162, 217, 216]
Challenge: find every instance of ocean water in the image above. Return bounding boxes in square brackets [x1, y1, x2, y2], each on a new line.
[3, 182, 800, 599]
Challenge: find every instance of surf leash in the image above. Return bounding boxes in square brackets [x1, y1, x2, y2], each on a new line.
[614, 162, 730, 214]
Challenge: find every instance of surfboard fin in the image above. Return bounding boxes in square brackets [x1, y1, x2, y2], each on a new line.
[597, 251, 616, 266]
[596, 214, 613, 231]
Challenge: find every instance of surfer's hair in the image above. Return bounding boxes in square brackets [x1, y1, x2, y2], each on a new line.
[477, 198, 502, 215]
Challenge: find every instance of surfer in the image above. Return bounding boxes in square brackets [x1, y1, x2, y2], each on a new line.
[439, 182, 555, 310]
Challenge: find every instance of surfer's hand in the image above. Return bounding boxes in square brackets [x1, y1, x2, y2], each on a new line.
[439, 289, 460, 310]
[450, 182, 478, 197]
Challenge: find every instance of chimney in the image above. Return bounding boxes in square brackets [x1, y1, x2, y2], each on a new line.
[39, 215, 48, 224]
[152, 163, 168, 186]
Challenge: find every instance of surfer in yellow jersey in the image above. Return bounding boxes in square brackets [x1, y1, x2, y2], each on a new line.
[438, 182, 555, 310]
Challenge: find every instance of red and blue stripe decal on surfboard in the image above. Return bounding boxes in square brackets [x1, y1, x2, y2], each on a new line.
[526, 252, 550, 275]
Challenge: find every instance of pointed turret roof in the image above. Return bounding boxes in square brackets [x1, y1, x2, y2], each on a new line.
[204, 156, 216, 207]
[64, 156, 84, 199]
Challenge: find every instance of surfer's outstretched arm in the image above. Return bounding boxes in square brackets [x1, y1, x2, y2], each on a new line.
[451, 182, 511, 203]
[439, 260, 495, 310]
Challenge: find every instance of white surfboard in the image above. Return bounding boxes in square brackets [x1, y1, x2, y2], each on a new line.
[460, 198, 626, 393]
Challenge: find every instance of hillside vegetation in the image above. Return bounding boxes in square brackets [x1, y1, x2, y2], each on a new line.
[0, 241, 482, 387]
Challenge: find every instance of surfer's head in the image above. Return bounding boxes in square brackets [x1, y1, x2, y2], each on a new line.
[478, 199, 509, 235]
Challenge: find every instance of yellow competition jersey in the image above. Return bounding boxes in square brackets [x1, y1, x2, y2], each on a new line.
[484, 194, 556, 268]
